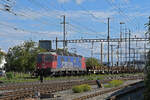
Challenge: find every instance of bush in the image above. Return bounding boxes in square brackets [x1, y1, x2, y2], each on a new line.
[72, 84, 91, 93]
[87, 76, 94, 80]
[72, 85, 83, 93]
[104, 80, 123, 88]
[109, 80, 123, 87]
[6, 72, 14, 79]
[81, 84, 91, 92]
[86, 58, 102, 69]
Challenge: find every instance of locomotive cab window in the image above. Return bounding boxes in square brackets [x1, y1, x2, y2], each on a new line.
[54, 56, 57, 61]
[45, 55, 53, 62]
[37, 54, 42, 63]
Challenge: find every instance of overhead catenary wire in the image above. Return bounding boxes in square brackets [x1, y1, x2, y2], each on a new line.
[28, 0, 61, 18]
[0, 10, 61, 38]
[74, 3, 107, 25]
[0, 1, 63, 36]
[0, 0, 141, 40]
[68, 23, 106, 37]
[28, 0, 105, 38]
[105, 0, 138, 32]
[5, 0, 106, 29]
[55, 0, 107, 36]
[0, 22, 60, 37]
[52, 0, 105, 36]
[40, 0, 104, 36]
[0, 0, 66, 41]
[0, 0, 15, 6]
[0, 0, 119, 40]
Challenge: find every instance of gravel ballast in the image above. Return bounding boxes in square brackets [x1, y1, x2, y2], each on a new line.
[40, 79, 142, 100]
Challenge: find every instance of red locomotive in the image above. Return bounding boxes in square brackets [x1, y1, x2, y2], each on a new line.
[36, 51, 86, 76]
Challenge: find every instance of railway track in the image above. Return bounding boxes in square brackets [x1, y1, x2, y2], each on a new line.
[0, 80, 96, 100]
[72, 80, 144, 100]
[0, 75, 142, 91]
[0, 76, 143, 100]
[107, 81, 145, 100]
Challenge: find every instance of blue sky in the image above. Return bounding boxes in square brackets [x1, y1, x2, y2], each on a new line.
[0, 0, 149, 61]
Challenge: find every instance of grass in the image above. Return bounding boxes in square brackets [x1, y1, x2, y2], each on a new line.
[72, 84, 91, 93]
[104, 80, 124, 88]
[44, 74, 105, 81]
[0, 72, 38, 83]
[0, 73, 105, 83]
[0, 72, 142, 84]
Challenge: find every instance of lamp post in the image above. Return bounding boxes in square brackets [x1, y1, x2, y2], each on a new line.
[120, 22, 125, 66]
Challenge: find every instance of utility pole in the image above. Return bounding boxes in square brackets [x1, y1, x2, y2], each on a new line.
[130, 48, 135, 67]
[117, 42, 119, 66]
[120, 22, 125, 66]
[91, 42, 94, 58]
[135, 35, 138, 61]
[133, 49, 135, 67]
[145, 31, 148, 66]
[56, 37, 58, 50]
[144, 43, 146, 65]
[107, 18, 110, 67]
[100, 42, 103, 64]
[129, 30, 131, 67]
[110, 45, 114, 67]
[125, 27, 127, 65]
[148, 16, 150, 39]
[61, 15, 67, 52]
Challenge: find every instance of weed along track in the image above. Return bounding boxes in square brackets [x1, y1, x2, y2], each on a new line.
[0, 76, 143, 100]
[72, 81, 144, 100]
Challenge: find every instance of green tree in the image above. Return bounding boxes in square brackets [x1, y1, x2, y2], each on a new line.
[145, 51, 150, 100]
[5, 40, 45, 72]
[144, 17, 150, 100]
[145, 16, 150, 41]
[86, 58, 102, 69]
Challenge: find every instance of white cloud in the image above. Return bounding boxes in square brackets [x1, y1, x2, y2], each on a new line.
[123, 0, 129, 3]
[37, 31, 62, 37]
[14, 9, 116, 22]
[90, 11, 116, 18]
[0, 21, 64, 51]
[15, 9, 49, 20]
[0, 4, 3, 8]
[0, 22, 29, 38]
[111, 0, 115, 2]
[0, 23, 62, 38]
[0, 39, 24, 52]
[57, 0, 70, 3]
[75, 0, 85, 4]
[129, 12, 150, 18]
[111, 0, 130, 3]
[57, 0, 86, 4]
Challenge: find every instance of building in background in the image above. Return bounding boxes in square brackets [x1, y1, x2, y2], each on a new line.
[0, 55, 6, 76]
[0, 56, 6, 69]
[39, 40, 52, 50]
